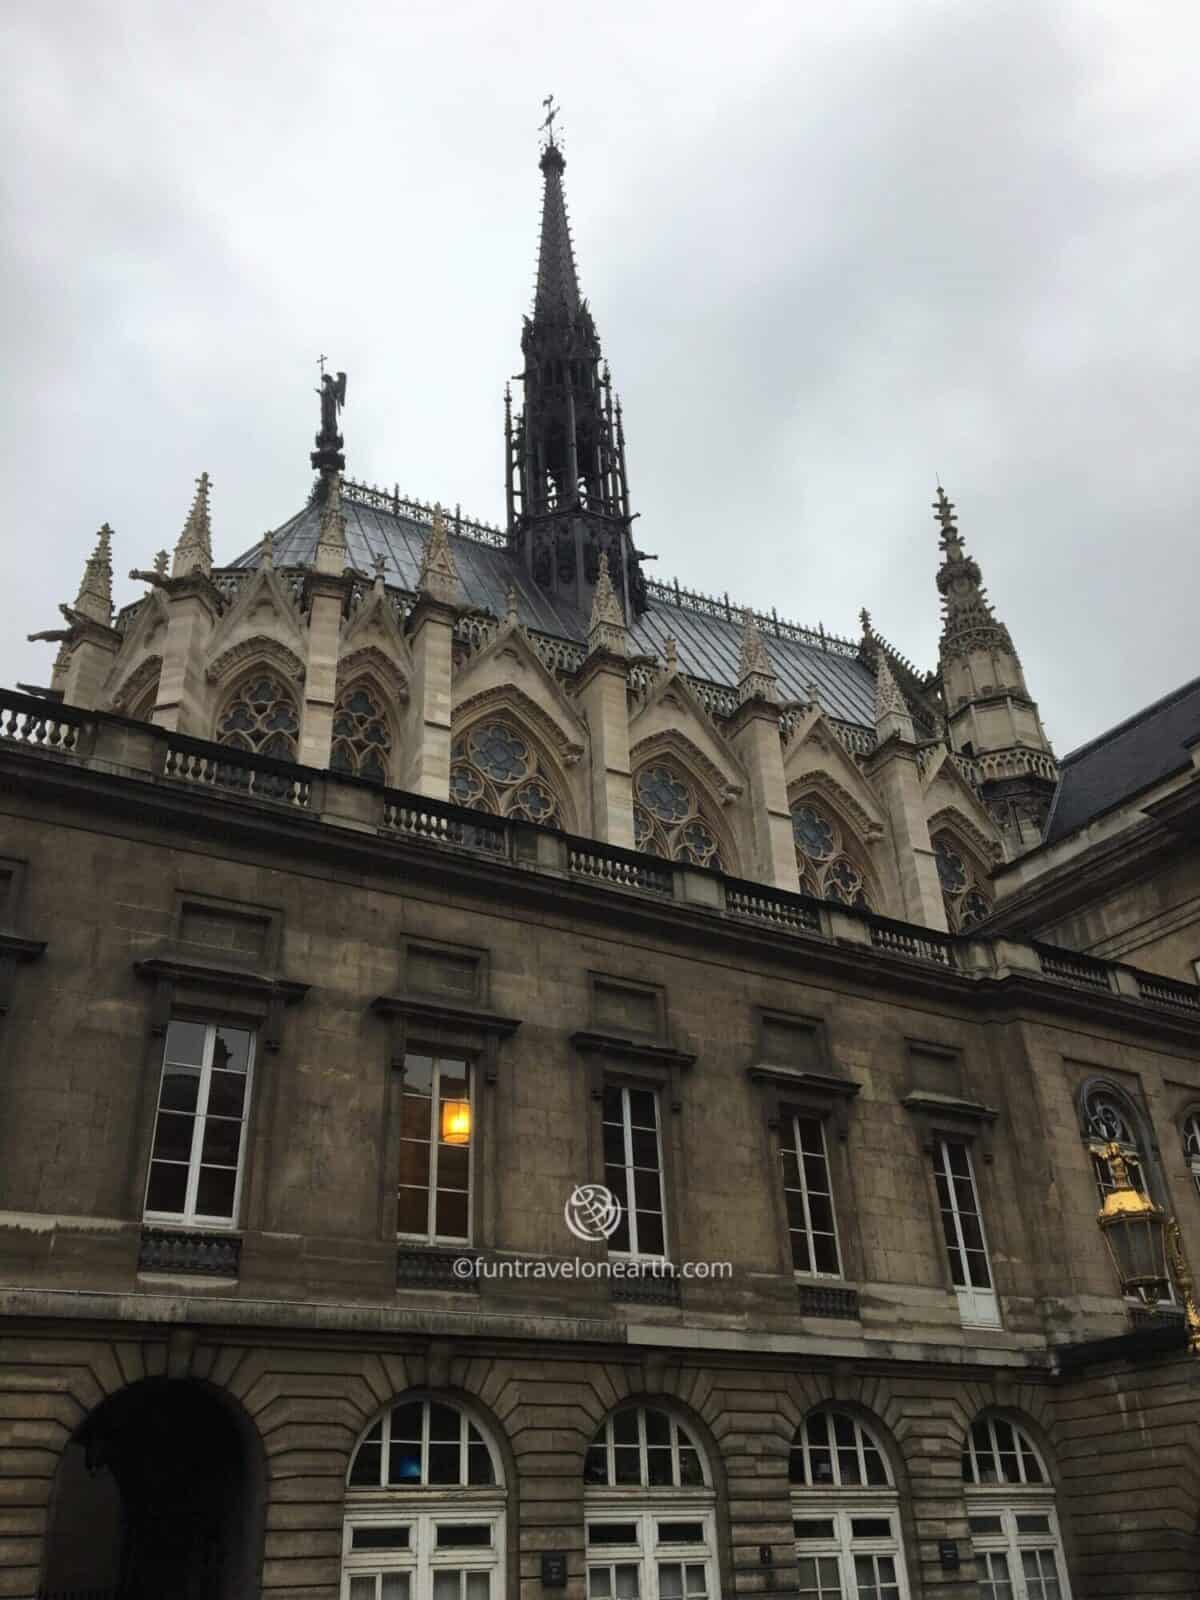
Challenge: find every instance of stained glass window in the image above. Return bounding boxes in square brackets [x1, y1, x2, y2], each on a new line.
[932, 832, 993, 932]
[216, 673, 299, 760]
[450, 719, 562, 829]
[790, 799, 875, 910]
[633, 762, 724, 871]
[331, 684, 392, 782]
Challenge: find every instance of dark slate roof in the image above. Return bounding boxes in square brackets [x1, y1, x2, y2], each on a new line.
[1044, 674, 1200, 844]
[231, 489, 878, 726]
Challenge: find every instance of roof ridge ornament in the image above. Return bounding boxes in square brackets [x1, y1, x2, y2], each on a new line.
[172, 472, 213, 578]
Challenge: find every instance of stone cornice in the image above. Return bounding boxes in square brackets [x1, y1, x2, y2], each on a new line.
[370, 994, 521, 1037]
[569, 1029, 697, 1070]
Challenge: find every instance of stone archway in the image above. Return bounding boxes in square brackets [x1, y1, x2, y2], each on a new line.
[41, 1377, 265, 1600]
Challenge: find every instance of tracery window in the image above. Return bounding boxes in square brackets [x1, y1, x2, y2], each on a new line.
[216, 673, 299, 760]
[343, 1398, 504, 1600]
[931, 831, 992, 932]
[790, 1412, 909, 1600]
[634, 762, 724, 870]
[332, 683, 392, 781]
[450, 719, 562, 828]
[584, 1407, 717, 1600]
[1082, 1085, 1148, 1202]
[963, 1418, 1072, 1600]
[790, 798, 875, 910]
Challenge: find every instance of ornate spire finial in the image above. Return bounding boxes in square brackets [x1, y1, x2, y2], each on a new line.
[873, 653, 913, 742]
[859, 607, 873, 635]
[664, 635, 679, 671]
[587, 553, 626, 656]
[314, 474, 347, 575]
[505, 583, 519, 626]
[153, 549, 169, 577]
[736, 611, 777, 705]
[172, 472, 213, 578]
[372, 549, 388, 587]
[416, 503, 461, 605]
[533, 99, 579, 316]
[74, 524, 114, 624]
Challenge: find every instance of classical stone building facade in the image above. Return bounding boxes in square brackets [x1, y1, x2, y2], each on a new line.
[3, 125, 1200, 1600]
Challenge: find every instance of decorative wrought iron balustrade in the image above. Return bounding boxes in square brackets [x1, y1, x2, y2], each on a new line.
[139, 1227, 241, 1277]
[342, 479, 509, 548]
[797, 1283, 861, 1320]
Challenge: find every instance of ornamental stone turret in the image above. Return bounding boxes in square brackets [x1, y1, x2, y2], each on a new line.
[172, 473, 213, 578]
[934, 485, 1057, 846]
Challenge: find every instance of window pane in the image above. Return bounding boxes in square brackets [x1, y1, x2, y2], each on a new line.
[602, 1085, 624, 1122]
[589, 1524, 639, 1546]
[351, 1526, 411, 1550]
[349, 1578, 375, 1600]
[646, 1445, 673, 1486]
[657, 1522, 704, 1544]
[429, 1402, 461, 1440]
[206, 1070, 247, 1119]
[658, 1566, 683, 1600]
[603, 1122, 626, 1165]
[585, 1444, 608, 1485]
[628, 1089, 657, 1128]
[435, 1188, 470, 1239]
[158, 1065, 200, 1113]
[436, 1524, 491, 1547]
[404, 1055, 434, 1095]
[387, 1442, 421, 1484]
[438, 1143, 470, 1191]
[194, 1165, 236, 1219]
[794, 1520, 836, 1540]
[644, 1410, 670, 1445]
[164, 1019, 207, 1065]
[392, 1402, 422, 1440]
[464, 1576, 489, 1600]
[397, 1139, 431, 1188]
[428, 1442, 461, 1484]
[200, 1117, 242, 1167]
[146, 1161, 188, 1215]
[678, 1445, 704, 1487]
[613, 1445, 640, 1485]
[151, 1111, 195, 1163]
[630, 1129, 660, 1169]
[633, 1168, 663, 1210]
[349, 1439, 382, 1486]
[468, 1440, 494, 1486]
[396, 1187, 430, 1235]
[1016, 1515, 1052, 1535]
[212, 1026, 251, 1073]
[851, 1518, 892, 1539]
[400, 1094, 433, 1141]
[636, 1211, 665, 1256]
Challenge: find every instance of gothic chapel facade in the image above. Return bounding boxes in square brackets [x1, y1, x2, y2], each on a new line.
[3, 123, 1200, 1600]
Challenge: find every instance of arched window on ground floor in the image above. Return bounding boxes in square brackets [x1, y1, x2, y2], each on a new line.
[963, 1415, 1072, 1600]
[789, 1409, 909, 1600]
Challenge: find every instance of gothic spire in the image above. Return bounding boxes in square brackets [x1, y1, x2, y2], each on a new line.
[587, 552, 626, 656]
[873, 653, 913, 743]
[737, 612, 777, 705]
[533, 136, 581, 322]
[74, 524, 114, 625]
[172, 473, 213, 578]
[417, 504, 461, 605]
[933, 483, 1013, 661]
[314, 473, 347, 575]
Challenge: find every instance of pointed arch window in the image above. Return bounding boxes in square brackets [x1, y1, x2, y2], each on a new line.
[1081, 1084, 1149, 1201]
[450, 719, 562, 828]
[332, 683, 392, 782]
[634, 762, 724, 870]
[790, 1411, 909, 1600]
[790, 798, 876, 910]
[584, 1406, 717, 1600]
[932, 831, 992, 932]
[1182, 1111, 1200, 1198]
[963, 1417, 1072, 1600]
[343, 1398, 504, 1600]
[216, 673, 299, 761]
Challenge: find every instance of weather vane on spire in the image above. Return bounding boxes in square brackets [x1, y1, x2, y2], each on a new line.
[540, 94, 559, 143]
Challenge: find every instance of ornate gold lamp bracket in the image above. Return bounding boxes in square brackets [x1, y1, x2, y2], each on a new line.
[1166, 1217, 1200, 1356]
[1096, 1140, 1200, 1354]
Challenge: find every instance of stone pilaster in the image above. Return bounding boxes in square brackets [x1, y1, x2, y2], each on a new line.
[402, 596, 456, 798]
[728, 615, 798, 890]
[149, 579, 222, 735]
[868, 738, 947, 929]
[577, 554, 634, 846]
[299, 478, 349, 770]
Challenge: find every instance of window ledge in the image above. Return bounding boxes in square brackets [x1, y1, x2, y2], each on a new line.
[570, 1029, 696, 1069]
[372, 994, 520, 1036]
[138, 1225, 242, 1278]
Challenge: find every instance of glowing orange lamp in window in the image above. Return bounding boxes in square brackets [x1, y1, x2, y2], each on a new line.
[440, 1100, 471, 1145]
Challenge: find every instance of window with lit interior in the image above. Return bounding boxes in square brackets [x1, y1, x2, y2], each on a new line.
[397, 1054, 473, 1245]
[789, 1410, 909, 1600]
[584, 1406, 717, 1600]
[343, 1397, 504, 1600]
[963, 1416, 1072, 1600]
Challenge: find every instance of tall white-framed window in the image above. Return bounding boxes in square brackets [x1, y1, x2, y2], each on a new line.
[144, 1018, 254, 1228]
[790, 1411, 909, 1600]
[584, 1406, 717, 1600]
[1182, 1112, 1200, 1199]
[964, 1416, 1072, 1600]
[782, 1114, 841, 1277]
[602, 1085, 667, 1258]
[397, 1055, 473, 1244]
[932, 1138, 999, 1327]
[343, 1397, 505, 1600]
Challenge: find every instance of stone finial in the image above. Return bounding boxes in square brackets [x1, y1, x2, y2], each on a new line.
[736, 611, 777, 705]
[314, 474, 347, 576]
[74, 524, 114, 625]
[664, 636, 678, 672]
[805, 679, 820, 709]
[859, 607, 873, 636]
[416, 503, 461, 604]
[260, 531, 275, 571]
[153, 549, 169, 577]
[874, 653, 914, 743]
[587, 553, 626, 656]
[505, 583, 519, 627]
[372, 549, 388, 588]
[172, 472, 213, 578]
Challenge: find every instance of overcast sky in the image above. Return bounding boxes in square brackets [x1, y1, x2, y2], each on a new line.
[3, 0, 1196, 754]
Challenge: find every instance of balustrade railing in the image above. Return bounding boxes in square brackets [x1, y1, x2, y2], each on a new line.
[868, 915, 956, 967]
[567, 840, 674, 895]
[0, 688, 88, 754]
[726, 881, 823, 933]
[382, 792, 508, 854]
[163, 736, 314, 808]
[1034, 943, 1113, 993]
[1134, 971, 1200, 1012]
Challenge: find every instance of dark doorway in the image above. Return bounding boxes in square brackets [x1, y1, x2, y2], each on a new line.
[42, 1378, 264, 1600]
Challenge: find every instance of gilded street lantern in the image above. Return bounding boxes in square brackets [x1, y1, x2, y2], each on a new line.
[1096, 1142, 1170, 1305]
